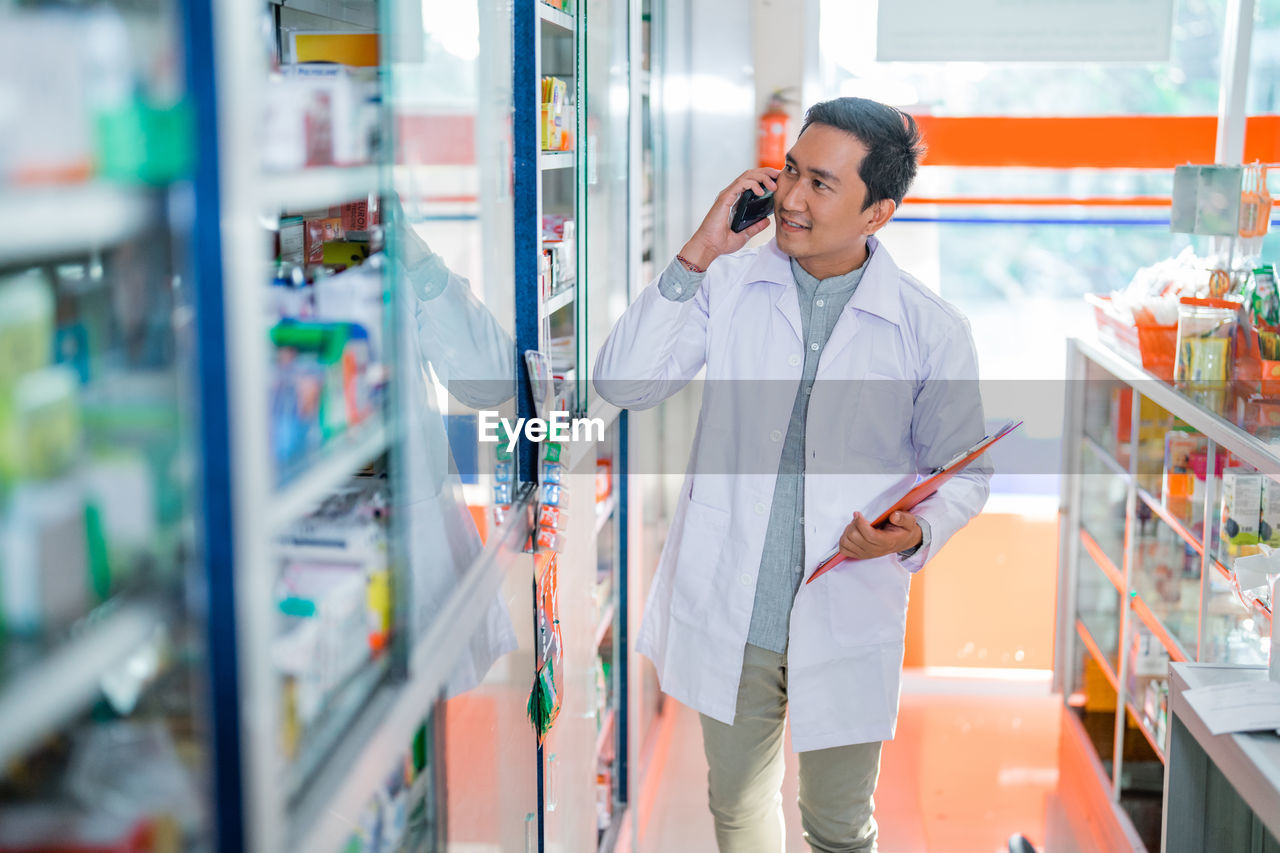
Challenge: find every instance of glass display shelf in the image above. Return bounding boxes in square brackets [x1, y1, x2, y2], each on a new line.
[1075, 337, 1280, 481]
[270, 415, 389, 529]
[1080, 359, 1130, 463]
[0, 598, 167, 769]
[1077, 533, 1122, 655]
[1083, 432, 1129, 480]
[1079, 442, 1129, 575]
[1076, 618, 1119, 690]
[1079, 527, 1125, 593]
[538, 2, 574, 32]
[260, 166, 380, 213]
[1135, 486, 1206, 560]
[594, 602, 615, 652]
[1129, 514, 1199, 659]
[542, 151, 575, 170]
[542, 286, 577, 319]
[1130, 593, 1191, 663]
[594, 707, 616, 762]
[1069, 337, 1277, 657]
[1124, 700, 1166, 765]
[0, 183, 153, 265]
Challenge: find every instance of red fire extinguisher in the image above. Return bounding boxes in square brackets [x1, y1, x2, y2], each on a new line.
[758, 89, 793, 170]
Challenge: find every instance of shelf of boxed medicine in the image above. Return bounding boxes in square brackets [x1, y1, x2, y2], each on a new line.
[538, 2, 574, 32]
[0, 599, 164, 768]
[260, 166, 380, 214]
[1088, 487, 1256, 667]
[291, 484, 535, 853]
[1083, 430, 1269, 631]
[0, 183, 152, 265]
[1076, 339, 1278, 604]
[269, 415, 389, 530]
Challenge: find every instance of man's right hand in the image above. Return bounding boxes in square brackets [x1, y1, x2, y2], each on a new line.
[678, 168, 779, 271]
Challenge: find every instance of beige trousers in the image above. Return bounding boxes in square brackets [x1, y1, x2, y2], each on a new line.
[699, 644, 882, 853]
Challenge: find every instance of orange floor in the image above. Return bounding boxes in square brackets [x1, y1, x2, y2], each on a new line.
[640, 673, 1062, 853]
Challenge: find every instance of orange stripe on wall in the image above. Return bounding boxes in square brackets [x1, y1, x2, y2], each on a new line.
[902, 195, 1171, 207]
[913, 115, 1280, 169]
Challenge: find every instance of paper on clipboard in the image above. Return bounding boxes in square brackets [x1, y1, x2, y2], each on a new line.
[805, 419, 1021, 585]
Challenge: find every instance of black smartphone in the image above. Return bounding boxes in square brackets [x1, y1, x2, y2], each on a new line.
[730, 189, 774, 233]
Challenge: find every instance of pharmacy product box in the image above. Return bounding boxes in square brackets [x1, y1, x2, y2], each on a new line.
[1220, 466, 1264, 562]
[1261, 476, 1280, 547]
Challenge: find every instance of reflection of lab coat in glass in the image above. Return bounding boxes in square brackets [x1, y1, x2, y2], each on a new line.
[397, 253, 516, 696]
[594, 237, 991, 751]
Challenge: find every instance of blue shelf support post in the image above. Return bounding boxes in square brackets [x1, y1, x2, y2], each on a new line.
[179, 0, 245, 849]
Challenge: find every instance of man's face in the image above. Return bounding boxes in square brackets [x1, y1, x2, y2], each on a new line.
[773, 123, 889, 269]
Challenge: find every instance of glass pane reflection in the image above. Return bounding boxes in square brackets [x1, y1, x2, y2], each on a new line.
[386, 0, 537, 848]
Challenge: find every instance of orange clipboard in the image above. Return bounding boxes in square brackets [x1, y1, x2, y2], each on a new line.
[805, 419, 1021, 585]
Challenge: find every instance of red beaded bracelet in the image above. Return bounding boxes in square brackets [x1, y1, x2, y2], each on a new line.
[676, 254, 706, 274]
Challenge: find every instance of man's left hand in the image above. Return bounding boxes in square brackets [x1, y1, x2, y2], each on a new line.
[837, 511, 922, 560]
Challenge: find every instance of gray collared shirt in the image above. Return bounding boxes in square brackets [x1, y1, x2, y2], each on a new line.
[657, 253, 927, 653]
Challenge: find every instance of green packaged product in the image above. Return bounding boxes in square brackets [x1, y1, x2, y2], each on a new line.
[1249, 265, 1280, 329]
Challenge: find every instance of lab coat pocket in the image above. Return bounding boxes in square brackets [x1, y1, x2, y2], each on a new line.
[823, 558, 909, 646]
[846, 372, 913, 468]
[670, 499, 731, 621]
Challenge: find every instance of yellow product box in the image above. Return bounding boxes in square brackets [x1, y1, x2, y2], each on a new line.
[541, 76, 568, 150]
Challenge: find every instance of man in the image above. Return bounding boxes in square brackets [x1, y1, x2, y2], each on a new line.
[594, 97, 990, 852]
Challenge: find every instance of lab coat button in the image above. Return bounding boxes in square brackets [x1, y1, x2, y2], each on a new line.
[739, 573, 752, 587]
[787, 354, 801, 367]
[754, 502, 767, 516]
[770, 429, 782, 442]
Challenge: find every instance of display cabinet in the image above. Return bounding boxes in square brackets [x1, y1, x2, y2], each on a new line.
[511, 0, 637, 849]
[0, 2, 215, 849]
[1056, 336, 1276, 852]
[183, 0, 541, 848]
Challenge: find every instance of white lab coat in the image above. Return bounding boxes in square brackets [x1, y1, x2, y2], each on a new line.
[593, 236, 991, 751]
[397, 257, 518, 697]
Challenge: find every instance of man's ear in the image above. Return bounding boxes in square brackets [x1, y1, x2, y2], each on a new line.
[863, 198, 897, 236]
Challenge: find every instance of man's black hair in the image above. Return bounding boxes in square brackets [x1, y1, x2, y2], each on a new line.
[798, 97, 925, 210]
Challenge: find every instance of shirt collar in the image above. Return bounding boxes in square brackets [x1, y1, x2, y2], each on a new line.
[745, 235, 901, 326]
[789, 256, 865, 296]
